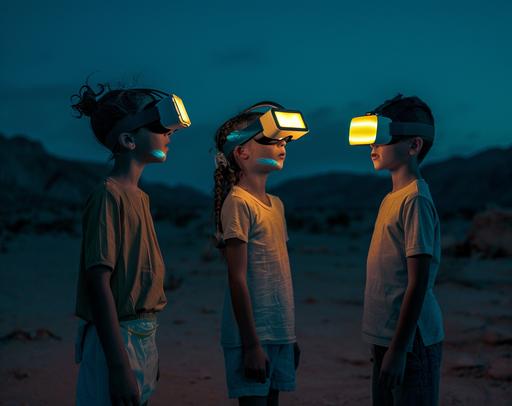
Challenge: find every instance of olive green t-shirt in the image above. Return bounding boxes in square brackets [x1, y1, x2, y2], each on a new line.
[75, 178, 167, 322]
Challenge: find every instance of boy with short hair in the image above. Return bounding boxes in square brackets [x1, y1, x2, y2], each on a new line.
[354, 95, 444, 405]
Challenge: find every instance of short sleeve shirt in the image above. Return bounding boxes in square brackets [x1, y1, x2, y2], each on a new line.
[362, 179, 444, 350]
[75, 178, 167, 321]
[220, 186, 295, 347]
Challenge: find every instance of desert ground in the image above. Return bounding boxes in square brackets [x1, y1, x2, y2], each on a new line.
[1, 215, 511, 405]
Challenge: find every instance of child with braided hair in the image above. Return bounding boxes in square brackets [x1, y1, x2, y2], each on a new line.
[213, 102, 302, 406]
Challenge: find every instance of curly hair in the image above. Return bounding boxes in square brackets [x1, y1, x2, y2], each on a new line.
[213, 111, 261, 246]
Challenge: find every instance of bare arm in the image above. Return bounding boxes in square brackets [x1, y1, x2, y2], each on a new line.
[390, 254, 431, 351]
[86, 265, 140, 405]
[224, 238, 269, 382]
[380, 254, 431, 388]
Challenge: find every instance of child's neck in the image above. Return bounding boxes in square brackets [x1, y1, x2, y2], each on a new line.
[237, 172, 270, 205]
[109, 157, 145, 191]
[389, 161, 421, 193]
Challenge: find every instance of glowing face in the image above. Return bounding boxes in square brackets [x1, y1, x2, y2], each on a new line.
[251, 136, 287, 172]
[150, 150, 167, 160]
[235, 136, 287, 174]
[256, 158, 282, 169]
[134, 127, 172, 163]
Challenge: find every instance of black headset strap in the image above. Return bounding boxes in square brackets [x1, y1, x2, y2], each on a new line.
[242, 100, 284, 114]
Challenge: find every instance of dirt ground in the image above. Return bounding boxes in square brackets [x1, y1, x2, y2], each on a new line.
[1, 220, 511, 405]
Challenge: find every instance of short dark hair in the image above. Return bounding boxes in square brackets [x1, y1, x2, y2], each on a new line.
[379, 95, 435, 163]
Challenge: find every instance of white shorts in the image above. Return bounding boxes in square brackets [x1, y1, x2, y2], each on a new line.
[75, 318, 158, 405]
[223, 343, 296, 399]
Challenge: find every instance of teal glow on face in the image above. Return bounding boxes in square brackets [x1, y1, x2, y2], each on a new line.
[257, 158, 281, 168]
[150, 149, 167, 160]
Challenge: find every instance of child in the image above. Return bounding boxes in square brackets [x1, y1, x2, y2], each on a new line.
[72, 83, 190, 405]
[355, 95, 444, 405]
[213, 102, 304, 405]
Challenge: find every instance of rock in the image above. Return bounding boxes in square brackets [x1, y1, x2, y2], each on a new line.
[487, 356, 512, 381]
[1, 329, 32, 342]
[449, 353, 486, 377]
[200, 307, 216, 315]
[11, 369, 30, 380]
[482, 327, 512, 346]
[34, 328, 62, 341]
[0, 328, 61, 342]
[467, 209, 512, 257]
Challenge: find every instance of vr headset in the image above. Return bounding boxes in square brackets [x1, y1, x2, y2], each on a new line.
[106, 93, 191, 149]
[349, 95, 435, 146]
[222, 102, 309, 156]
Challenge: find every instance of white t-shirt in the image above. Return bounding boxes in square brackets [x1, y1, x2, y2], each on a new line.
[220, 186, 296, 348]
[362, 179, 444, 351]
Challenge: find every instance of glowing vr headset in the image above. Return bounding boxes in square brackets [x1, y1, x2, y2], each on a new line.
[222, 102, 309, 156]
[349, 114, 434, 146]
[349, 95, 435, 146]
[106, 93, 191, 149]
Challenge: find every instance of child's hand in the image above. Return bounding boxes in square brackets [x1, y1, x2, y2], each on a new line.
[109, 365, 141, 405]
[243, 345, 270, 383]
[294, 342, 301, 370]
[379, 348, 407, 390]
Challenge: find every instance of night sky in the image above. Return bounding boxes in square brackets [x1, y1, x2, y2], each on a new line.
[1, 0, 511, 192]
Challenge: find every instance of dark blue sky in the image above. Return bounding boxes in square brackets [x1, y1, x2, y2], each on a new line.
[1, 0, 511, 192]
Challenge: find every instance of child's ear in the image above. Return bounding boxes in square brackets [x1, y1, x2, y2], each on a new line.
[118, 132, 136, 151]
[409, 137, 423, 156]
[234, 145, 250, 161]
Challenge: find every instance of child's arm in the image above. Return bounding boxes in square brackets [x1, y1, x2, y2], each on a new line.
[225, 238, 269, 383]
[86, 265, 141, 405]
[379, 254, 431, 389]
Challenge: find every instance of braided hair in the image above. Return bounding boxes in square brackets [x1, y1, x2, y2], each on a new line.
[213, 111, 261, 247]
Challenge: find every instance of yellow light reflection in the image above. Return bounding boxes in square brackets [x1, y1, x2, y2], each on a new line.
[349, 115, 378, 145]
[275, 111, 306, 129]
[172, 94, 191, 127]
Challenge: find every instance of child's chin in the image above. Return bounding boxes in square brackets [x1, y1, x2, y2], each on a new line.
[372, 161, 384, 171]
[259, 160, 283, 172]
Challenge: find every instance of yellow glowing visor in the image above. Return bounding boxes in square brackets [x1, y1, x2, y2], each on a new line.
[259, 109, 309, 141]
[349, 115, 391, 145]
[349, 115, 434, 146]
[105, 93, 191, 149]
[161, 94, 191, 129]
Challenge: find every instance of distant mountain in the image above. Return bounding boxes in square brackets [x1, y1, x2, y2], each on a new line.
[272, 145, 512, 217]
[0, 134, 210, 217]
[1, 134, 511, 223]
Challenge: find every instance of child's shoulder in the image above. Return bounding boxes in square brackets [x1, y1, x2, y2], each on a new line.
[85, 178, 123, 206]
[222, 187, 250, 211]
[398, 180, 439, 217]
[268, 193, 285, 209]
[225, 186, 248, 203]
[403, 179, 434, 203]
